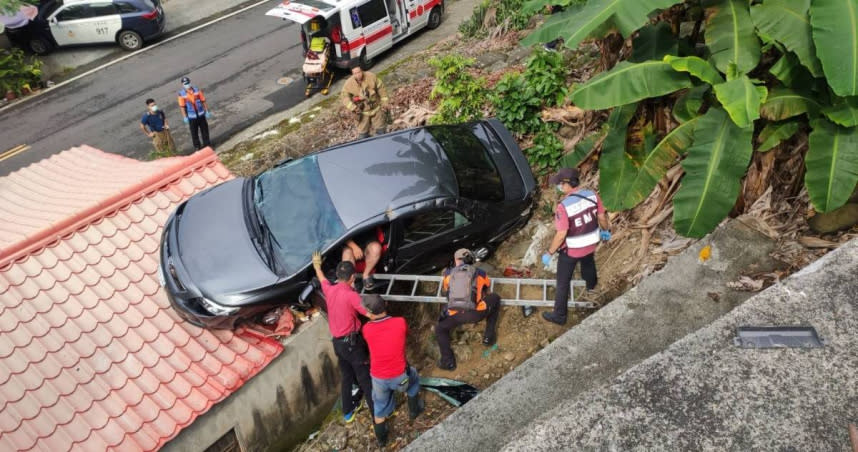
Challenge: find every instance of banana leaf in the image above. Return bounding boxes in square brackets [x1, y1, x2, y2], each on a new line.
[756, 120, 801, 152]
[751, 0, 822, 77]
[805, 119, 858, 212]
[769, 52, 816, 89]
[597, 104, 639, 211]
[673, 108, 754, 237]
[713, 75, 768, 128]
[704, 0, 761, 75]
[823, 96, 858, 127]
[630, 23, 679, 63]
[521, 0, 679, 49]
[571, 60, 692, 110]
[810, 0, 858, 96]
[760, 87, 822, 121]
[673, 85, 710, 123]
[664, 55, 725, 86]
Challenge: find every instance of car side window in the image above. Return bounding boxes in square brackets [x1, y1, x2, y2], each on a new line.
[402, 210, 470, 246]
[357, 0, 387, 25]
[56, 5, 94, 21]
[91, 2, 119, 16]
[116, 2, 140, 13]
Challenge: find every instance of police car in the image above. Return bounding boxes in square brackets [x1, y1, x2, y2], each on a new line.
[9, 0, 166, 55]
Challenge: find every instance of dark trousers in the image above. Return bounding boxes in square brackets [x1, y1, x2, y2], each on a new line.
[436, 293, 501, 364]
[188, 116, 211, 149]
[332, 334, 375, 416]
[553, 252, 597, 320]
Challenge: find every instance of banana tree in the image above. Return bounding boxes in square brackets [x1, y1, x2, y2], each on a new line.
[523, 0, 858, 237]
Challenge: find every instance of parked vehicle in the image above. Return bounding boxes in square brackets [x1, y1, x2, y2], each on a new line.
[159, 120, 537, 329]
[6, 0, 166, 55]
[265, 0, 443, 70]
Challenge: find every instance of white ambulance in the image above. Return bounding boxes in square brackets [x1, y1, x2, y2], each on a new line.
[265, 0, 443, 69]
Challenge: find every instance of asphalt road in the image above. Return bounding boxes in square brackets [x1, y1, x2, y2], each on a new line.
[0, 3, 312, 175]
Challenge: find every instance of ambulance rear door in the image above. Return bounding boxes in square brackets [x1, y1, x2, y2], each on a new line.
[265, 0, 339, 25]
[348, 0, 393, 60]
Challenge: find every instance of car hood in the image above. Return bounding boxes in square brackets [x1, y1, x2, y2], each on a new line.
[174, 178, 279, 305]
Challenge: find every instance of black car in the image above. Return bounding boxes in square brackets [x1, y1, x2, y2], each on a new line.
[159, 120, 537, 329]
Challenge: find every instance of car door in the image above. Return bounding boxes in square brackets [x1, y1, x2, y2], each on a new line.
[88, 2, 123, 43]
[354, 0, 393, 59]
[391, 206, 478, 275]
[49, 4, 95, 46]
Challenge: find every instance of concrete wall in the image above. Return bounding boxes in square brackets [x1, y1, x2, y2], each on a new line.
[162, 317, 339, 452]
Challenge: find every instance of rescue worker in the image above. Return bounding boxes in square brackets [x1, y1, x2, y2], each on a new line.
[140, 98, 175, 155]
[341, 66, 389, 139]
[311, 251, 375, 423]
[361, 294, 423, 447]
[435, 248, 501, 370]
[177, 76, 212, 150]
[541, 168, 611, 325]
[341, 226, 384, 291]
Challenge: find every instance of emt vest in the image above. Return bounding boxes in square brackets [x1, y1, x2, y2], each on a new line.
[561, 190, 599, 249]
[178, 87, 205, 119]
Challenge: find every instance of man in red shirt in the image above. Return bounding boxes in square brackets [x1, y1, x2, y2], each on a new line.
[312, 252, 374, 423]
[541, 168, 611, 325]
[361, 294, 423, 447]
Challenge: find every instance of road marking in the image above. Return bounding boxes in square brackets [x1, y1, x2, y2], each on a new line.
[0, 144, 31, 162]
[0, 0, 277, 115]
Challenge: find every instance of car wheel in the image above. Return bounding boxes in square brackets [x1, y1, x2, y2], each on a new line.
[28, 37, 52, 55]
[359, 50, 373, 70]
[118, 30, 143, 51]
[427, 6, 443, 30]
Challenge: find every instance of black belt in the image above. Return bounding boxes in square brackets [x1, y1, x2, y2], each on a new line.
[333, 331, 360, 342]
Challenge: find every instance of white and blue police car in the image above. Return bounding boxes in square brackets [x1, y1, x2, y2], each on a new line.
[8, 0, 166, 55]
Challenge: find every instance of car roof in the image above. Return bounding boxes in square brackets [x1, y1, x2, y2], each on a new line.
[316, 126, 460, 230]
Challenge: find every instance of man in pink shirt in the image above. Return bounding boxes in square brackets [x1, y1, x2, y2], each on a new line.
[312, 252, 374, 423]
[541, 168, 611, 325]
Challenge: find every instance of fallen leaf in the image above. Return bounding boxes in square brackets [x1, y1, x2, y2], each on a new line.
[698, 245, 711, 262]
[798, 236, 839, 249]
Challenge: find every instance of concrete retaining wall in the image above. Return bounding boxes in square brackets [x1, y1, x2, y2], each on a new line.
[407, 217, 778, 452]
[161, 317, 339, 452]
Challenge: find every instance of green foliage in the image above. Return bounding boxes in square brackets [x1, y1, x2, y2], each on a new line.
[460, 0, 533, 38]
[459, 0, 491, 37]
[492, 49, 567, 134]
[0, 0, 35, 16]
[492, 72, 543, 134]
[524, 0, 858, 237]
[525, 127, 565, 174]
[428, 55, 488, 124]
[0, 48, 42, 95]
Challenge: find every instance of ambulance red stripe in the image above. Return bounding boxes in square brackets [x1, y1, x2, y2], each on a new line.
[409, 0, 440, 18]
[341, 25, 393, 52]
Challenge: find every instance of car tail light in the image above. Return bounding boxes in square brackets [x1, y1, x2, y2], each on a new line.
[142, 9, 158, 20]
[331, 26, 342, 44]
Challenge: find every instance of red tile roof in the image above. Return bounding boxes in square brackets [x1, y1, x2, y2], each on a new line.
[0, 146, 283, 451]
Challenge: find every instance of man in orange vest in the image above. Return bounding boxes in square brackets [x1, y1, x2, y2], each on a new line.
[177, 76, 212, 150]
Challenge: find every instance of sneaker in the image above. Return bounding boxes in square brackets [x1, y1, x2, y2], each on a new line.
[437, 359, 456, 371]
[343, 398, 364, 424]
[521, 305, 534, 317]
[363, 275, 376, 291]
[482, 334, 496, 346]
[542, 311, 566, 325]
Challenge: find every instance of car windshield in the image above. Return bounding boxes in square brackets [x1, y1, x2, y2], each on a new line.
[253, 156, 345, 275]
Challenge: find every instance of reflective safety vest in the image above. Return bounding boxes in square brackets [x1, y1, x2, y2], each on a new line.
[561, 190, 600, 249]
[178, 86, 206, 119]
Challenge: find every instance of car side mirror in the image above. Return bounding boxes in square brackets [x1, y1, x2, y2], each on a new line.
[298, 282, 315, 303]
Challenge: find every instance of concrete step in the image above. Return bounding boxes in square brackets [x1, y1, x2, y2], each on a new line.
[406, 217, 779, 452]
[501, 234, 858, 451]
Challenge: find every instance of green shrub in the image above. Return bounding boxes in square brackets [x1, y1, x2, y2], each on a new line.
[524, 49, 567, 106]
[429, 55, 488, 124]
[0, 48, 42, 96]
[526, 127, 564, 174]
[491, 72, 543, 134]
[459, 0, 491, 37]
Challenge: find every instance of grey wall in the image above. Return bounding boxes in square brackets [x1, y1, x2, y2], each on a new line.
[162, 317, 339, 452]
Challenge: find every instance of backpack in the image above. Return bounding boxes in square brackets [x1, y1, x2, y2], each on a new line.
[447, 264, 478, 311]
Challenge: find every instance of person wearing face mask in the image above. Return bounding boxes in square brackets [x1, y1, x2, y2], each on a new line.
[541, 168, 611, 325]
[140, 98, 175, 155]
[177, 76, 212, 150]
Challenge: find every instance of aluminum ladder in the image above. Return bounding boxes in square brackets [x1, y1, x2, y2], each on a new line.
[361, 274, 598, 309]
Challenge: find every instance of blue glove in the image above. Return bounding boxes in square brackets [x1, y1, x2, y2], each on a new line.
[541, 253, 551, 267]
[205, 111, 213, 119]
[600, 229, 612, 241]
[183, 117, 189, 124]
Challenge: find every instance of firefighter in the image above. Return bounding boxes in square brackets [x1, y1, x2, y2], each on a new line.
[341, 67, 389, 139]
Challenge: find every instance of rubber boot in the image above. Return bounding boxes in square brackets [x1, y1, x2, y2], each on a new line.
[373, 420, 389, 447]
[408, 395, 424, 420]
